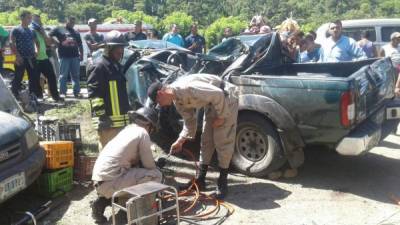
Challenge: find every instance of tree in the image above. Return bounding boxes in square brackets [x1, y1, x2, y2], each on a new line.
[161, 12, 193, 36]
[0, 6, 57, 26]
[204, 16, 247, 48]
[105, 10, 160, 29]
[65, 3, 110, 23]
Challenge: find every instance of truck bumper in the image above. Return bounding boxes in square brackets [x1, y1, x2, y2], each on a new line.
[336, 99, 400, 156]
[0, 147, 45, 203]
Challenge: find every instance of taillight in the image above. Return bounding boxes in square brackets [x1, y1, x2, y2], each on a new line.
[340, 91, 356, 127]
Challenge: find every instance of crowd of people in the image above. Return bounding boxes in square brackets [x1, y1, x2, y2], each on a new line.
[2, 11, 400, 103]
[5, 11, 84, 102]
[1, 10, 400, 224]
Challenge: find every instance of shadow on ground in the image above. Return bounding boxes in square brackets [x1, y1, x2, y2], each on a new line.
[226, 182, 291, 210]
[152, 123, 400, 207]
[282, 145, 400, 205]
[0, 184, 91, 225]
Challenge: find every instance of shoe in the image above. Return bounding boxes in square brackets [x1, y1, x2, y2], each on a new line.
[268, 171, 283, 180]
[59, 94, 66, 99]
[283, 168, 298, 178]
[54, 97, 65, 102]
[90, 196, 110, 224]
[179, 177, 206, 191]
[74, 93, 83, 98]
[179, 164, 208, 191]
[215, 168, 229, 200]
[114, 210, 127, 225]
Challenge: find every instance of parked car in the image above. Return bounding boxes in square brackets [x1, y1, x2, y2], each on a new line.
[0, 75, 45, 204]
[92, 33, 400, 177]
[316, 18, 400, 52]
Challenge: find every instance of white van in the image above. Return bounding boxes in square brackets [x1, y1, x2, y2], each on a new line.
[316, 18, 400, 50]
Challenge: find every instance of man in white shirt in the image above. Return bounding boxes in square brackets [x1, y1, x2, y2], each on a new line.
[90, 107, 162, 224]
[380, 32, 400, 57]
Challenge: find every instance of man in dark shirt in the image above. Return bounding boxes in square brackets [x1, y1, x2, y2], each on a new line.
[124, 20, 147, 42]
[84, 18, 104, 56]
[10, 10, 42, 99]
[185, 24, 206, 54]
[49, 16, 83, 98]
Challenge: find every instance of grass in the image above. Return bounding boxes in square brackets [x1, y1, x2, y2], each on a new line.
[44, 100, 99, 156]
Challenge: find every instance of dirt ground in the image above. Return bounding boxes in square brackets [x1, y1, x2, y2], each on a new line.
[1, 94, 399, 225]
[2, 131, 399, 225]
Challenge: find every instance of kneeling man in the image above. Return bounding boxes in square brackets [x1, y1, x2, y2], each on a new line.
[91, 107, 162, 223]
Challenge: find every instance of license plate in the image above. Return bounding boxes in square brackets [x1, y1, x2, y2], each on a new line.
[0, 172, 26, 201]
[386, 107, 400, 120]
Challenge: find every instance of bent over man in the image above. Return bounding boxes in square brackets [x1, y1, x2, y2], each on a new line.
[87, 30, 131, 150]
[91, 107, 162, 223]
[147, 74, 239, 199]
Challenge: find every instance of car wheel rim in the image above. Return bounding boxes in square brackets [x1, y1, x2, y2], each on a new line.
[236, 127, 268, 162]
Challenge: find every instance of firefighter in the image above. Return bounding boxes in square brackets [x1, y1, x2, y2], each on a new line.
[147, 74, 239, 200]
[87, 30, 131, 150]
[91, 107, 162, 224]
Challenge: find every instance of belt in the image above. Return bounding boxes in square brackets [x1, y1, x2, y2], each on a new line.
[219, 81, 225, 91]
[220, 81, 228, 96]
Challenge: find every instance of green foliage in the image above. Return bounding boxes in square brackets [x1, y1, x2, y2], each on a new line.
[65, 3, 109, 23]
[106, 10, 160, 29]
[0, 6, 57, 26]
[204, 17, 247, 48]
[0, 0, 399, 48]
[161, 12, 193, 36]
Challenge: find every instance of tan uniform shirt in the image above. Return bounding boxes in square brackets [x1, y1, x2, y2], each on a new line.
[92, 124, 156, 182]
[170, 74, 233, 139]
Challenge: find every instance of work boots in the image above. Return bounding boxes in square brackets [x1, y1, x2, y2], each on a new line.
[91, 196, 110, 224]
[180, 164, 208, 191]
[215, 168, 229, 200]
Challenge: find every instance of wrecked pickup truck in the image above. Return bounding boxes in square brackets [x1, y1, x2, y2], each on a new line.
[90, 33, 400, 177]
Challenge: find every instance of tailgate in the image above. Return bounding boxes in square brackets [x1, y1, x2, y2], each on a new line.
[352, 58, 396, 123]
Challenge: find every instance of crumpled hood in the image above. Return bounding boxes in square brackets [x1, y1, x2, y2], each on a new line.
[0, 111, 29, 147]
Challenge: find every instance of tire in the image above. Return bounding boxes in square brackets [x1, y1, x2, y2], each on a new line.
[232, 112, 287, 177]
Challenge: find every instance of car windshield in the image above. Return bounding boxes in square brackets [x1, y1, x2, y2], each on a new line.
[0, 75, 21, 116]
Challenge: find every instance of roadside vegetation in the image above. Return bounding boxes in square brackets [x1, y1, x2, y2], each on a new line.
[0, 1, 399, 48]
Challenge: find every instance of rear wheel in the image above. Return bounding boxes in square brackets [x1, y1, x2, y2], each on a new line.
[232, 112, 286, 177]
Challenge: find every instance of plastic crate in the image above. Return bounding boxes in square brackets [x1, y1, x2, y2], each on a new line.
[41, 141, 74, 169]
[37, 117, 58, 141]
[36, 117, 82, 147]
[74, 154, 97, 181]
[36, 167, 73, 198]
[58, 123, 82, 148]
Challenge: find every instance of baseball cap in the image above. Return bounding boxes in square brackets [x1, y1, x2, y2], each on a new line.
[88, 18, 97, 25]
[390, 32, 400, 40]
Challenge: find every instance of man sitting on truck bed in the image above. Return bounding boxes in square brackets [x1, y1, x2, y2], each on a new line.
[320, 20, 366, 62]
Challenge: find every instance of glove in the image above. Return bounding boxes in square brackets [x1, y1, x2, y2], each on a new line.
[156, 157, 167, 169]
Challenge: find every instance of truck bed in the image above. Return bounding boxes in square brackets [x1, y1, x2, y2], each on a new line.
[231, 57, 397, 145]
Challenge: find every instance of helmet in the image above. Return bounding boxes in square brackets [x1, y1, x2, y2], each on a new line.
[103, 30, 128, 47]
[129, 107, 158, 128]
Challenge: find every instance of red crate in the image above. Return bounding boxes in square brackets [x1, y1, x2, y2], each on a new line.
[74, 154, 97, 181]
